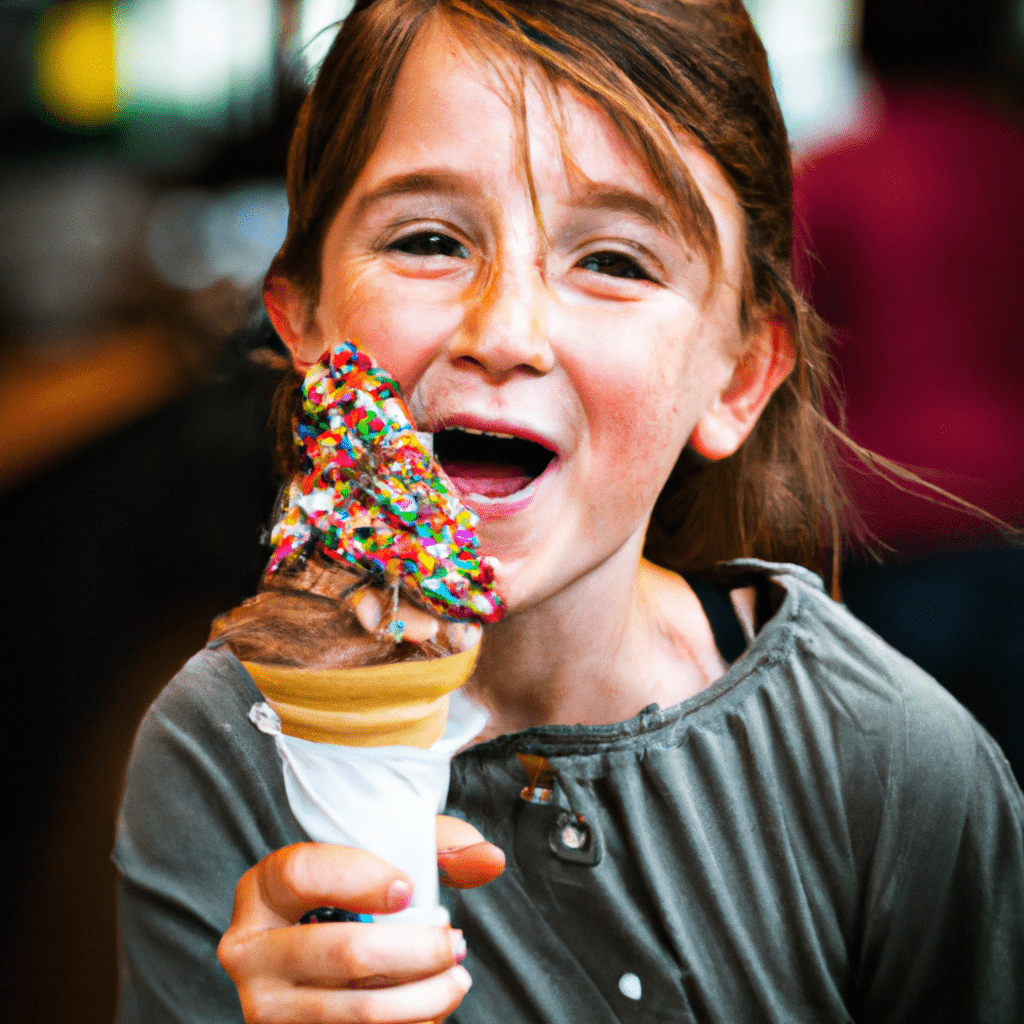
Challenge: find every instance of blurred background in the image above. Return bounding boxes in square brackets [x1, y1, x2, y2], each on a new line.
[1, 1, 1022, 1019]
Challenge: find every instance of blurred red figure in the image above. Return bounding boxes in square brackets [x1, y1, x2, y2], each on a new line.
[796, 84, 1024, 549]
[794, 73, 1024, 781]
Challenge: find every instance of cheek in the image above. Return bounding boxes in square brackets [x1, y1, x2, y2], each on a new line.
[321, 263, 463, 395]
[573, 321, 711, 498]
[601, 378, 687, 498]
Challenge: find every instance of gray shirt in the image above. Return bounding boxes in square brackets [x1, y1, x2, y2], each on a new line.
[114, 560, 1024, 1022]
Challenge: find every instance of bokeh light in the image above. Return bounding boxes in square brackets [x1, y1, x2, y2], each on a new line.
[35, 1, 118, 127]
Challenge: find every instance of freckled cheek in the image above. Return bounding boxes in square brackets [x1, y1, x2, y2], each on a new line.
[581, 360, 691, 500]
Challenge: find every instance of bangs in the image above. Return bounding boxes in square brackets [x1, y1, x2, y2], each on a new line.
[440, 1, 722, 269]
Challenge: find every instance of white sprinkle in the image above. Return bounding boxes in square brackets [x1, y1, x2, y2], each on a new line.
[618, 973, 642, 1001]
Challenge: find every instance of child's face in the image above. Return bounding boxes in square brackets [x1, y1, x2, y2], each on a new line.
[281, 19, 762, 614]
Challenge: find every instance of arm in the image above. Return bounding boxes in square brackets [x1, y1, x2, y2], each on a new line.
[114, 650, 307, 1022]
[853, 687, 1024, 1022]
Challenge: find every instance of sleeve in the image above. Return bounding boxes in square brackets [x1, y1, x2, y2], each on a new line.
[113, 649, 308, 1024]
[852, 677, 1024, 1023]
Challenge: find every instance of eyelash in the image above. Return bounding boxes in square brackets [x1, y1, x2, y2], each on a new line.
[575, 251, 654, 281]
[384, 230, 657, 284]
[385, 231, 470, 259]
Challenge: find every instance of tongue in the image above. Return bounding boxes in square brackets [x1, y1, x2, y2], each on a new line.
[441, 461, 533, 499]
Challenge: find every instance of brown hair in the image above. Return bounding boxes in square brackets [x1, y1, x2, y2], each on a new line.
[269, 0, 846, 587]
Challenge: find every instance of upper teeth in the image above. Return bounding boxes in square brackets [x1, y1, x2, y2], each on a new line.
[457, 427, 515, 439]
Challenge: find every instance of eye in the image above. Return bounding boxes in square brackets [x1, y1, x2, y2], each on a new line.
[576, 251, 653, 280]
[386, 232, 470, 259]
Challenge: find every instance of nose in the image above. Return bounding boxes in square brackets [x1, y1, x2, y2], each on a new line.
[448, 251, 555, 382]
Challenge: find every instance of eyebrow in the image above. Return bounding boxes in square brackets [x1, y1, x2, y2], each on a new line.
[567, 181, 675, 232]
[351, 170, 473, 219]
[351, 169, 678, 235]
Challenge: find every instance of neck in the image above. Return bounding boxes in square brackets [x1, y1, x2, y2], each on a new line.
[466, 535, 725, 739]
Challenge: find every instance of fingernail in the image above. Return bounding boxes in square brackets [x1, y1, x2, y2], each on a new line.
[353, 592, 382, 631]
[385, 879, 413, 913]
[449, 930, 467, 964]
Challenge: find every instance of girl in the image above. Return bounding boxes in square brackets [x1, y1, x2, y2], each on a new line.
[114, 2, 1024, 1022]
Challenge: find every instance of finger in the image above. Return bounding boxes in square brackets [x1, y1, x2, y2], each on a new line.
[437, 620, 482, 653]
[436, 815, 486, 850]
[438, 842, 506, 889]
[256, 922, 466, 989]
[352, 589, 443, 645]
[351, 589, 383, 632]
[233, 843, 414, 932]
[436, 816, 505, 890]
[390, 600, 441, 644]
[240, 964, 472, 1024]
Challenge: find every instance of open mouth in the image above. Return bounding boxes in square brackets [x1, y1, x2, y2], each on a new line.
[433, 427, 556, 504]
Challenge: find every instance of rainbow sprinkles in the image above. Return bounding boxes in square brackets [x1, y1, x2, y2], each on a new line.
[267, 340, 504, 625]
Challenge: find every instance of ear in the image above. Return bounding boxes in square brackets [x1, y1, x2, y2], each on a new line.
[688, 315, 796, 461]
[263, 274, 322, 371]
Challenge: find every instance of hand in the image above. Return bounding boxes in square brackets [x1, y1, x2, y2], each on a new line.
[218, 818, 505, 1023]
[436, 815, 506, 890]
[349, 585, 483, 654]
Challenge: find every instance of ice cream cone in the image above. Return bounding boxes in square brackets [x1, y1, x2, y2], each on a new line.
[242, 644, 479, 748]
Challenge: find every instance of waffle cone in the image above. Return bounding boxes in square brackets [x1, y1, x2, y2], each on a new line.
[243, 645, 479, 748]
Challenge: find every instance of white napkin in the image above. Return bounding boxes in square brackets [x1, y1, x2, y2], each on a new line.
[249, 689, 486, 925]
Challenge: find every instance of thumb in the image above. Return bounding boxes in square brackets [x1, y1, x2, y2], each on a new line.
[436, 815, 506, 890]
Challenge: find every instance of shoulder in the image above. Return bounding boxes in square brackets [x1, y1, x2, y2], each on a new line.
[725, 559, 1023, 836]
[115, 643, 305, 889]
[140, 641, 261, 732]
[727, 561, 1024, 1020]
[728, 559, 978, 731]
[121, 644, 281, 809]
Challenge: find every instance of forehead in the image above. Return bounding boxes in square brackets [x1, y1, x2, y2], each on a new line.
[361, 17, 656, 198]
[337, 13, 745, 283]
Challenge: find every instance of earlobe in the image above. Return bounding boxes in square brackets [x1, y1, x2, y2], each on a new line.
[688, 316, 796, 461]
[263, 274, 320, 371]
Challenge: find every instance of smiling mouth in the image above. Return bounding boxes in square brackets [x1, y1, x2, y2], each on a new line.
[433, 428, 556, 503]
